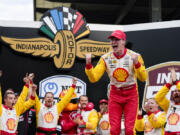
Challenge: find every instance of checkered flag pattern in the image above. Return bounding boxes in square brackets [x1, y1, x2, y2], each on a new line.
[62, 7, 77, 30]
[40, 6, 90, 40]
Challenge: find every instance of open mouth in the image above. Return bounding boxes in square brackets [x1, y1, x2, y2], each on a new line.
[149, 107, 153, 111]
[174, 95, 179, 99]
[112, 45, 118, 49]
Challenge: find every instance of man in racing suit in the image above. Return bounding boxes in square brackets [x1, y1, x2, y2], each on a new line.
[0, 73, 36, 134]
[135, 98, 166, 135]
[35, 78, 77, 135]
[155, 68, 180, 135]
[77, 95, 98, 135]
[85, 30, 147, 135]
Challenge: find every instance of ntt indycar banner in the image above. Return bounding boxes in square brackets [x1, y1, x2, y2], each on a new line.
[39, 75, 86, 103]
[143, 61, 180, 108]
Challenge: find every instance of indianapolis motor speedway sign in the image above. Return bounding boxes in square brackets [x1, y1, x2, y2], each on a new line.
[1, 6, 112, 69]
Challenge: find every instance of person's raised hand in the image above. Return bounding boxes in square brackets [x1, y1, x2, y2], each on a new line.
[86, 53, 92, 65]
[170, 68, 177, 84]
[72, 77, 77, 86]
[131, 54, 138, 65]
[23, 73, 30, 84]
[28, 73, 35, 82]
[32, 84, 37, 92]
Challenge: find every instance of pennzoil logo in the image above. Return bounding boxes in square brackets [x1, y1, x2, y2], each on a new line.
[1, 7, 112, 69]
[143, 61, 180, 110]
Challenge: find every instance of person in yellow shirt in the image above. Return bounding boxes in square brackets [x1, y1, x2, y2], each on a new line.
[135, 98, 166, 135]
[85, 30, 147, 135]
[0, 71, 36, 134]
[155, 68, 180, 135]
[35, 78, 77, 135]
[76, 95, 98, 135]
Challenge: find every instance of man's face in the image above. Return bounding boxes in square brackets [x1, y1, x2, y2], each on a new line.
[44, 93, 54, 107]
[99, 103, 108, 112]
[110, 37, 125, 56]
[5, 94, 15, 108]
[172, 89, 180, 104]
[79, 96, 88, 109]
[146, 99, 159, 113]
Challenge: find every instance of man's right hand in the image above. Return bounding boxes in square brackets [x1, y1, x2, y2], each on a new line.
[23, 73, 35, 84]
[86, 53, 91, 65]
[23, 73, 30, 84]
[32, 84, 37, 92]
[28, 73, 35, 82]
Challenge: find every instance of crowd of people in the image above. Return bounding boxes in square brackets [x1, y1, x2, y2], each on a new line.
[0, 30, 180, 135]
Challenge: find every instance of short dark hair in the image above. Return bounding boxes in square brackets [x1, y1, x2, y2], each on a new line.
[4, 92, 15, 99]
[79, 95, 88, 101]
[6, 88, 14, 93]
[44, 92, 54, 98]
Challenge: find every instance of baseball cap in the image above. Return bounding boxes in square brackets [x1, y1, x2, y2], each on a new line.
[108, 30, 126, 41]
[99, 99, 108, 104]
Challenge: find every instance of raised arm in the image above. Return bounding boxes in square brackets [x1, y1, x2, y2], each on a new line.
[155, 84, 171, 112]
[85, 54, 106, 83]
[155, 68, 177, 112]
[133, 54, 147, 82]
[57, 78, 77, 114]
[15, 84, 37, 115]
[148, 112, 166, 128]
[20, 73, 34, 102]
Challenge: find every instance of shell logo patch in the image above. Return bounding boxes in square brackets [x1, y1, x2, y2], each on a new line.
[1, 6, 112, 69]
[44, 112, 54, 123]
[6, 118, 16, 131]
[144, 122, 153, 133]
[113, 68, 129, 82]
[100, 120, 109, 130]
[168, 113, 179, 125]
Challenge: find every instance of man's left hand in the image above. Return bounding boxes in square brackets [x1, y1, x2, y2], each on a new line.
[32, 84, 37, 91]
[131, 54, 138, 65]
